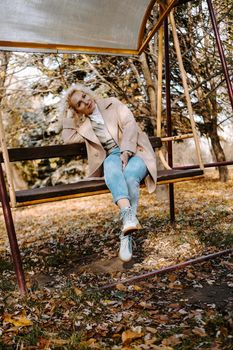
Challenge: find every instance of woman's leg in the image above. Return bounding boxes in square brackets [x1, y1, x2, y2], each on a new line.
[104, 150, 147, 262]
[104, 148, 139, 234]
[123, 156, 148, 215]
[103, 148, 130, 206]
[119, 156, 147, 262]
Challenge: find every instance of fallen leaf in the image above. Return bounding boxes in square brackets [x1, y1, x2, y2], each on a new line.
[146, 326, 157, 334]
[162, 335, 182, 346]
[222, 261, 233, 271]
[131, 285, 142, 291]
[50, 339, 68, 345]
[145, 336, 157, 345]
[168, 273, 177, 282]
[139, 301, 156, 309]
[85, 338, 97, 347]
[122, 329, 144, 344]
[112, 333, 121, 338]
[101, 299, 118, 306]
[151, 346, 174, 350]
[219, 326, 228, 337]
[210, 342, 222, 350]
[38, 337, 51, 349]
[168, 282, 183, 290]
[74, 287, 83, 296]
[187, 271, 196, 279]
[115, 324, 124, 333]
[3, 313, 32, 327]
[152, 314, 169, 323]
[167, 303, 180, 308]
[122, 300, 135, 309]
[116, 283, 128, 291]
[96, 323, 108, 336]
[192, 327, 207, 337]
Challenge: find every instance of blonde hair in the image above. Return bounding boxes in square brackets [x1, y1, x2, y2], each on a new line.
[60, 83, 96, 120]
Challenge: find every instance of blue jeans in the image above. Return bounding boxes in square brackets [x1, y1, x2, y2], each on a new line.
[103, 147, 148, 214]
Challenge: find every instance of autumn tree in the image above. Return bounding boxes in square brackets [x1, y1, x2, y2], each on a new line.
[172, 0, 232, 181]
[0, 0, 232, 186]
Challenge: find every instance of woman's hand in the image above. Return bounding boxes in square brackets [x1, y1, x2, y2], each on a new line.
[120, 151, 133, 170]
[66, 108, 75, 119]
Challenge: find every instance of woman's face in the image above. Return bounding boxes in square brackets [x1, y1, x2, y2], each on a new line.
[70, 91, 95, 116]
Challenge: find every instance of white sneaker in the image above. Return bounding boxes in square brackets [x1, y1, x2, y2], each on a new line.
[119, 233, 133, 262]
[120, 207, 140, 234]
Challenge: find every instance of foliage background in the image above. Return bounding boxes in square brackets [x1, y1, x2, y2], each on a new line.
[0, 0, 232, 187]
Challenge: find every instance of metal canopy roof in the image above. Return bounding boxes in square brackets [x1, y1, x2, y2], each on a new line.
[0, 0, 176, 55]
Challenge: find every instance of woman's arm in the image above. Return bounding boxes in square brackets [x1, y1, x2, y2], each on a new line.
[62, 118, 84, 144]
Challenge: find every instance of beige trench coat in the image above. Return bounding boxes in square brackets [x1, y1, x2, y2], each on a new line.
[62, 97, 157, 193]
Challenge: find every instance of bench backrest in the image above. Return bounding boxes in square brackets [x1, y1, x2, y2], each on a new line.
[0, 137, 162, 162]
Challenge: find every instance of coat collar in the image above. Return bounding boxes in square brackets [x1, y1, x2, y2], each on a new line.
[78, 98, 118, 145]
[96, 98, 118, 144]
[78, 117, 100, 145]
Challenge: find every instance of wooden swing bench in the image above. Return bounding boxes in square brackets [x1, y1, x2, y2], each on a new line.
[0, 0, 229, 296]
[1, 136, 204, 207]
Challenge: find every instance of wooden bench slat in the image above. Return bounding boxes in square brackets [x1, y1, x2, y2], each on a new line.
[0, 137, 162, 162]
[15, 169, 204, 204]
[0, 138, 203, 206]
[0, 143, 87, 162]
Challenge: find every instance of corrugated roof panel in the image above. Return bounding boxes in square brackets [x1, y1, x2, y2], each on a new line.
[0, 0, 155, 54]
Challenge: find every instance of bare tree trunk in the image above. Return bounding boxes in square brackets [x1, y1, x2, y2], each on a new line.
[209, 85, 229, 182]
[140, 52, 157, 130]
[175, 3, 230, 182]
[0, 52, 11, 98]
[208, 122, 229, 182]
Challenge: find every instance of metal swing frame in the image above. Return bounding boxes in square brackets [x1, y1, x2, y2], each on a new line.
[0, 0, 232, 294]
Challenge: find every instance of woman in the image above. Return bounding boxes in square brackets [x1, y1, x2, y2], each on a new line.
[61, 84, 157, 262]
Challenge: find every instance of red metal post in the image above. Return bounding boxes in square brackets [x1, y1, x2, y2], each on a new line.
[0, 163, 26, 294]
[100, 248, 232, 289]
[206, 0, 233, 111]
[164, 16, 175, 223]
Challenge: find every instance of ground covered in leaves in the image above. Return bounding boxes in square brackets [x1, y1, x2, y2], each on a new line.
[0, 170, 232, 349]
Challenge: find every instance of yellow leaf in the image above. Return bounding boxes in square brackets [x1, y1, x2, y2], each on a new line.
[86, 338, 97, 346]
[74, 287, 83, 296]
[50, 339, 68, 345]
[131, 285, 142, 291]
[145, 346, 173, 350]
[3, 313, 32, 327]
[5, 327, 20, 333]
[80, 338, 98, 348]
[116, 283, 128, 291]
[122, 329, 144, 344]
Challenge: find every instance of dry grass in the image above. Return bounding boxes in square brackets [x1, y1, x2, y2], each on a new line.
[0, 169, 232, 350]
[0, 169, 232, 270]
